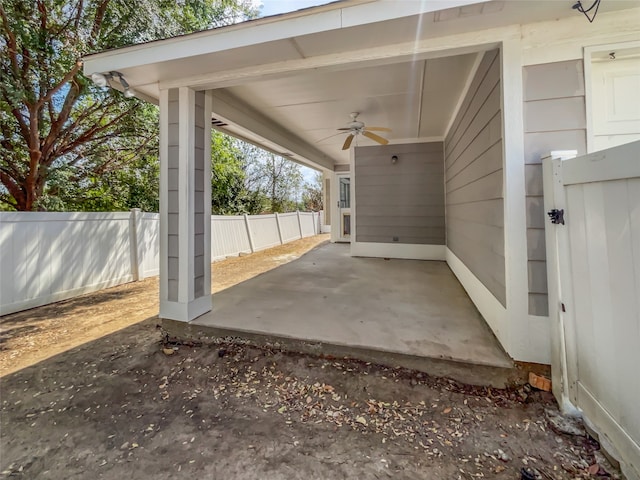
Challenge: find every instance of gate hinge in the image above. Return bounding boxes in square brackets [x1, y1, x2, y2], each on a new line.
[547, 208, 565, 225]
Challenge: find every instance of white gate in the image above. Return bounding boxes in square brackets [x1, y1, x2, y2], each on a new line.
[543, 141, 640, 479]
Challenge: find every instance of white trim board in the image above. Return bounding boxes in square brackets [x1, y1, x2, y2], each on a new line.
[351, 242, 446, 261]
[160, 294, 213, 323]
[500, 39, 531, 362]
[445, 248, 551, 364]
[445, 248, 509, 356]
[385, 137, 444, 145]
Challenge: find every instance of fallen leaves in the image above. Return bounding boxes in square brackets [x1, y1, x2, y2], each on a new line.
[355, 416, 368, 426]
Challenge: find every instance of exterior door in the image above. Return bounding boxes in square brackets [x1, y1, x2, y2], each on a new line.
[337, 175, 351, 242]
[589, 48, 640, 152]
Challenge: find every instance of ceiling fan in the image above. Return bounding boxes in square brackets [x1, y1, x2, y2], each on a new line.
[318, 112, 392, 150]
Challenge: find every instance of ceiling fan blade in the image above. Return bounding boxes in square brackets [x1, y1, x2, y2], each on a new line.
[315, 131, 349, 143]
[337, 127, 353, 131]
[362, 130, 389, 145]
[365, 127, 392, 132]
[342, 134, 354, 150]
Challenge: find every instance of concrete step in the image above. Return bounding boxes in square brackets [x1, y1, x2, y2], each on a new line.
[162, 318, 525, 389]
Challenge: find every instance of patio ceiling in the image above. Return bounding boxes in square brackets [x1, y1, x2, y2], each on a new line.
[83, 0, 640, 170]
[220, 53, 478, 165]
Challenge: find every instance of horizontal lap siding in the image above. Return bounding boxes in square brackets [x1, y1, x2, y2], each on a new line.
[523, 59, 587, 315]
[445, 49, 506, 307]
[354, 142, 445, 245]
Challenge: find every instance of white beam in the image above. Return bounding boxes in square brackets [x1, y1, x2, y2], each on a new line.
[211, 90, 335, 171]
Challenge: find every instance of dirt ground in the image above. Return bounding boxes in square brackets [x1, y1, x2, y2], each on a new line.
[0, 234, 330, 377]
[0, 233, 620, 479]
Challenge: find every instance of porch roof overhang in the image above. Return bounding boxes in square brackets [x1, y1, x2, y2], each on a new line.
[82, 0, 637, 171]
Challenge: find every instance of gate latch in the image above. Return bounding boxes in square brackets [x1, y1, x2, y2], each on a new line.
[547, 208, 565, 225]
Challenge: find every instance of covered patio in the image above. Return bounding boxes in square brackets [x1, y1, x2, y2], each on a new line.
[187, 242, 513, 384]
[82, 0, 640, 371]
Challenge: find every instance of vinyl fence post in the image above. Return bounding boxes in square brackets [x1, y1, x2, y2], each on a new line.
[244, 214, 256, 253]
[129, 208, 144, 281]
[275, 212, 284, 245]
[296, 210, 303, 238]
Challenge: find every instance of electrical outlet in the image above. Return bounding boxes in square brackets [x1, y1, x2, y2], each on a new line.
[392, 236, 399, 242]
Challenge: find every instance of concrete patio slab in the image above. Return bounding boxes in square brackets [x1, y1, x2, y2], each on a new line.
[188, 243, 512, 373]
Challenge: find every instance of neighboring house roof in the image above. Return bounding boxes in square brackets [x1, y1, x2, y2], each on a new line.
[82, 0, 640, 170]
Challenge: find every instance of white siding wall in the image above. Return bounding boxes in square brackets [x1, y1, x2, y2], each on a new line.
[1, 211, 320, 315]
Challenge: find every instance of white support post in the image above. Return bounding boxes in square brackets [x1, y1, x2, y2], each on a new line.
[274, 212, 284, 244]
[159, 87, 212, 322]
[244, 214, 256, 252]
[296, 210, 303, 238]
[312, 212, 317, 235]
[129, 208, 144, 281]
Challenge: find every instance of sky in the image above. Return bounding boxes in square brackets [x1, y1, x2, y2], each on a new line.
[255, 0, 330, 17]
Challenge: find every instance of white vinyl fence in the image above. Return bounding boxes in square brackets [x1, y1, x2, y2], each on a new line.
[543, 141, 640, 479]
[1, 210, 322, 316]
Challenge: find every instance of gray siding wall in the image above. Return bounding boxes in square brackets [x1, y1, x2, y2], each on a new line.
[523, 60, 586, 316]
[167, 89, 180, 302]
[445, 49, 506, 307]
[354, 142, 445, 245]
[166, 89, 209, 302]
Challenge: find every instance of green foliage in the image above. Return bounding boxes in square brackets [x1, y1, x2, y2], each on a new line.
[0, 0, 257, 211]
[302, 171, 323, 212]
[241, 147, 304, 214]
[211, 132, 266, 215]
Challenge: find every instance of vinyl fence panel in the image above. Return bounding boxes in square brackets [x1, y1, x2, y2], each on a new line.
[544, 141, 640, 479]
[1, 211, 320, 316]
[278, 213, 301, 243]
[299, 212, 316, 237]
[247, 214, 281, 251]
[139, 213, 160, 278]
[211, 215, 251, 261]
[0, 212, 134, 315]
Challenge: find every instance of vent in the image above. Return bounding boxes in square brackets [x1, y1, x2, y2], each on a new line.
[211, 117, 228, 127]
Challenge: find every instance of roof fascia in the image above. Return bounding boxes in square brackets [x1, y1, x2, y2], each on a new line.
[82, 0, 486, 75]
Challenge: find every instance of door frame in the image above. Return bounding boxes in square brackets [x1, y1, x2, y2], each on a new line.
[332, 172, 351, 243]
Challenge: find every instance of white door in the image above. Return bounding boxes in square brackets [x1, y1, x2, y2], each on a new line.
[337, 175, 351, 242]
[589, 48, 640, 152]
